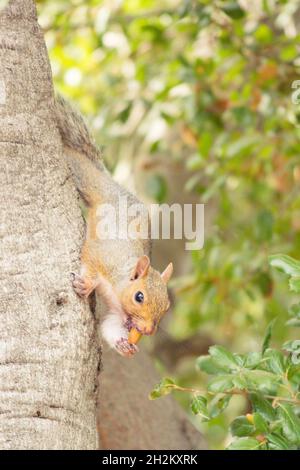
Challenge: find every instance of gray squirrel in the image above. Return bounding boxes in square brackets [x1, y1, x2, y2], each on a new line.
[55, 96, 173, 357]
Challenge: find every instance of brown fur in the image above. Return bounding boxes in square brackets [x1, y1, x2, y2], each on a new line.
[55, 95, 173, 355]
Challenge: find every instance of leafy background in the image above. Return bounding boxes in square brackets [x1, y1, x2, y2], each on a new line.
[37, 0, 300, 449]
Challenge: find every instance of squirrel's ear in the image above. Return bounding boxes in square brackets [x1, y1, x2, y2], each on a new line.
[161, 262, 173, 284]
[131, 255, 150, 280]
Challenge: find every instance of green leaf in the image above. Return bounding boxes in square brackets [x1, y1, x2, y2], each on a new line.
[196, 355, 230, 374]
[253, 412, 268, 433]
[243, 352, 262, 369]
[289, 301, 300, 318]
[266, 433, 291, 450]
[255, 210, 273, 242]
[264, 349, 286, 375]
[233, 354, 244, 367]
[232, 375, 247, 390]
[149, 377, 174, 400]
[283, 341, 300, 366]
[198, 131, 212, 157]
[283, 339, 300, 355]
[289, 277, 300, 293]
[231, 107, 254, 126]
[201, 175, 226, 202]
[244, 369, 279, 394]
[280, 45, 298, 62]
[226, 135, 256, 158]
[282, 340, 296, 353]
[287, 303, 300, 326]
[286, 318, 300, 327]
[207, 375, 234, 393]
[185, 173, 202, 192]
[117, 102, 132, 123]
[227, 437, 261, 450]
[210, 395, 231, 418]
[261, 319, 276, 354]
[190, 395, 209, 420]
[145, 174, 167, 203]
[278, 403, 300, 444]
[250, 392, 276, 422]
[269, 254, 300, 277]
[208, 345, 239, 370]
[254, 24, 273, 44]
[186, 153, 203, 171]
[254, 271, 273, 296]
[287, 363, 300, 383]
[222, 2, 245, 20]
[230, 416, 255, 437]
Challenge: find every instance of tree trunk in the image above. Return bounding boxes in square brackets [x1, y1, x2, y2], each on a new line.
[0, 0, 99, 449]
[98, 345, 205, 450]
[0, 0, 205, 450]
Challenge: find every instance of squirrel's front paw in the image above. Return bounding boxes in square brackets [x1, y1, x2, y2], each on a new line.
[71, 272, 95, 298]
[115, 338, 138, 358]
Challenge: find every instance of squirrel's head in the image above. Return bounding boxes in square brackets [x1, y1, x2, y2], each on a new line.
[120, 255, 173, 336]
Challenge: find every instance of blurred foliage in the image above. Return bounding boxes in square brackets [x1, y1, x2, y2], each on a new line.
[151, 254, 300, 450]
[38, 0, 300, 448]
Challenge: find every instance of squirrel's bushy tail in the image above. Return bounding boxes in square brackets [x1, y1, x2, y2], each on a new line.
[55, 95, 107, 206]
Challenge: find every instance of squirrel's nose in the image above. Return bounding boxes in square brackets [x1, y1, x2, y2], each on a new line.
[144, 328, 154, 336]
[142, 322, 157, 336]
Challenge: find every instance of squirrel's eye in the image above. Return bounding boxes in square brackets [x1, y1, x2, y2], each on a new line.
[134, 291, 144, 304]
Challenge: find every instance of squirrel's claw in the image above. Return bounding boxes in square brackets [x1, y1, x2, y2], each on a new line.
[71, 272, 95, 298]
[115, 338, 138, 358]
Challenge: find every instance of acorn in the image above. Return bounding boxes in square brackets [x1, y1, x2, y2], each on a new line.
[128, 327, 142, 345]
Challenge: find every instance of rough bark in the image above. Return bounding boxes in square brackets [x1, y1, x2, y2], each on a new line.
[0, 0, 99, 449]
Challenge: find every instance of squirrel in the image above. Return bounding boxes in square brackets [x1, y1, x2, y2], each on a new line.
[55, 96, 173, 357]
